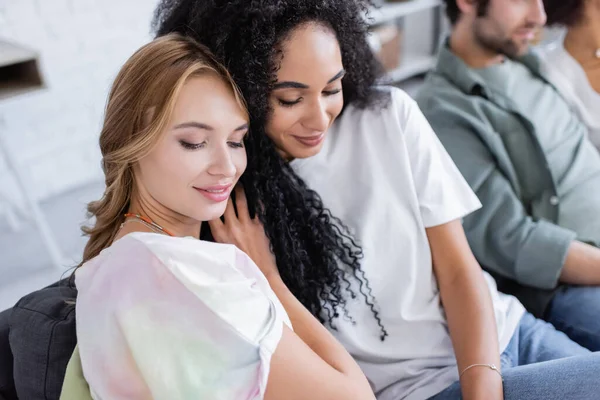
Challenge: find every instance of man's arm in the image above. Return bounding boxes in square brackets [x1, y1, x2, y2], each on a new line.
[434, 122, 577, 289]
[562, 241, 600, 285]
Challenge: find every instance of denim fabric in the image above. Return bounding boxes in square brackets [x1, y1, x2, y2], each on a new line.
[429, 313, 600, 400]
[545, 285, 600, 351]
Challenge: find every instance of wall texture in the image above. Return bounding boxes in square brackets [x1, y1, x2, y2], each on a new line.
[0, 0, 158, 215]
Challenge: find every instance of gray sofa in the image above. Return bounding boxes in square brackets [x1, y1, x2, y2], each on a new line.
[0, 280, 77, 400]
[0, 308, 17, 400]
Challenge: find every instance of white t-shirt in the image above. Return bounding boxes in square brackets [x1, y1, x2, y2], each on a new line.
[291, 87, 525, 400]
[537, 35, 600, 151]
[76, 232, 291, 399]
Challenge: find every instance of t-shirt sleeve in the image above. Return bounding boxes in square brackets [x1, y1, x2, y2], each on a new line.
[394, 89, 482, 227]
[75, 234, 285, 400]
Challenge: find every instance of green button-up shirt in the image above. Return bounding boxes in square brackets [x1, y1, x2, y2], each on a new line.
[416, 42, 600, 312]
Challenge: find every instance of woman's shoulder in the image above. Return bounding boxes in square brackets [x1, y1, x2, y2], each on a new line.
[536, 39, 600, 122]
[336, 85, 428, 147]
[345, 85, 415, 115]
[536, 38, 564, 60]
[337, 86, 419, 135]
[75, 232, 284, 341]
[536, 39, 580, 81]
[73, 235, 289, 399]
[76, 233, 261, 294]
[88, 232, 242, 266]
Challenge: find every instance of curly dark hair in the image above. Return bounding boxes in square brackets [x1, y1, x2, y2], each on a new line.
[153, 0, 389, 339]
[543, 0, 586, 27]
[443, 0, 490, 25]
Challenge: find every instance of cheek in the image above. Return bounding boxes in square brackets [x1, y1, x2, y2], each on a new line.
[235, 151, 248, 177]
[136, 154, 182, 207]
[158, 145, 191, 180]
[137, 146, 168, 185]
[330, 97, 344, 119]
[498, 9, 525, 32]
[147, 144, 197, 193]
[267, 106, 299, 139]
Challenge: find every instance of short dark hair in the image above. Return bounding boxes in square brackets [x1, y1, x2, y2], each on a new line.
[543, 0, 586, 27]
[443, 0, 490, 25]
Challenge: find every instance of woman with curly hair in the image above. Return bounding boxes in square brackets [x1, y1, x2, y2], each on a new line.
[538, 0, 600, 150]
[59, 33, 375, 400]
[154, 1, 600, 399]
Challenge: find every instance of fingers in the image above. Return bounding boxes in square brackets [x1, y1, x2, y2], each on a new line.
[234, 185, 250, 222]
[223, 195, 237, 223]
[207, 218, 226, 242]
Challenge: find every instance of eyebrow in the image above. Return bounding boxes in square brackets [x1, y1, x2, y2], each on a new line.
[273, 69, 346, 90]
[234, 123, 249, 132]
[174, 122, 249, 132]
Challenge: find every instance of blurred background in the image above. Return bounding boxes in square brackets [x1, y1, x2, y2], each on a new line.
[0, 0, 558, 309]
[0, 0, 157, 308]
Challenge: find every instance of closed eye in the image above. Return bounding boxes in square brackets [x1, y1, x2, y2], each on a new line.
[278, 97, 302, 107]
[179, 140, 205, 150]
[323, 89, 341, 96]
[228, 141, 244, 149]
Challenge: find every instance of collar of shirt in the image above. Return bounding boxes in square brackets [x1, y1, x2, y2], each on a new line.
[433, 37, 546, 103]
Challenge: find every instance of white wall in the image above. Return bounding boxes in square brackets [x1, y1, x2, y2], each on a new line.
[0, 0, 158, 211]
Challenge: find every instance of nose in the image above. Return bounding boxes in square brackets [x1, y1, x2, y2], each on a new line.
[304, 98, 329, 133]
[207, 144, 236, 178]
[529, 0, 547, 27]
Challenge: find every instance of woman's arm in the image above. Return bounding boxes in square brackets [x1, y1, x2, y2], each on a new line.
[264, 277, 374, 400]
[427, 219, 503, 400]
[209, 187, 375, 400]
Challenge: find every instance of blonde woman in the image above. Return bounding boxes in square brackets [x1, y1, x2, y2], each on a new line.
[60, 34, 374, 400]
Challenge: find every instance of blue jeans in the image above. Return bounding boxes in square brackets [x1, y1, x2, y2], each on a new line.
[429, 313, 600, 400]
[545, 285, 600, 351]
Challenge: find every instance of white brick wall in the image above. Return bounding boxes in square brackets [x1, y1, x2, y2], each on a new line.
[0, 0, 158, 209]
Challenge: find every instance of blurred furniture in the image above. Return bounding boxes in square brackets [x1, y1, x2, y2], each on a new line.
[369, 23, 404, 72]
[0, 39, 64, 270]
[0, 279, 77, 400]
[367, 0, 444, 82]
[0, 308, 17, 400]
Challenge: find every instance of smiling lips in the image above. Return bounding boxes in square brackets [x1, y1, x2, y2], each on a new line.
[292, 132, 325, 147]
[194, 184, 233, 202]
[515, 28, 536, 40]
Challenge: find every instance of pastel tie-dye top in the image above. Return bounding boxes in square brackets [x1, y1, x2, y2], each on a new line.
[75, 232, 291, 400]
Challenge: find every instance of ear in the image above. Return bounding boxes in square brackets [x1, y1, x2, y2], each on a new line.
[456, 0, 480, 19]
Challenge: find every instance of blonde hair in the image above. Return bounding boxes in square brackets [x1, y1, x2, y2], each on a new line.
[80, 33, 247, 266]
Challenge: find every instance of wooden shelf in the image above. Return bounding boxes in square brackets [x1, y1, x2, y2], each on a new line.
[366, 0, 442, 26]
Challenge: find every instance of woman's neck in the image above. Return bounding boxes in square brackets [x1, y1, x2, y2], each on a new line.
[126, 198, 201, 239]
[563, 6, 600, 94]
[564, 8, 600, 62]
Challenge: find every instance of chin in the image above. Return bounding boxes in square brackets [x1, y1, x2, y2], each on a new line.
[195, 203, 228, 222]
[291, 143, 326, 160]
[291, 149, 318, 160]
[514, 40, 530, 53]
[511, 37, 532, 55]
